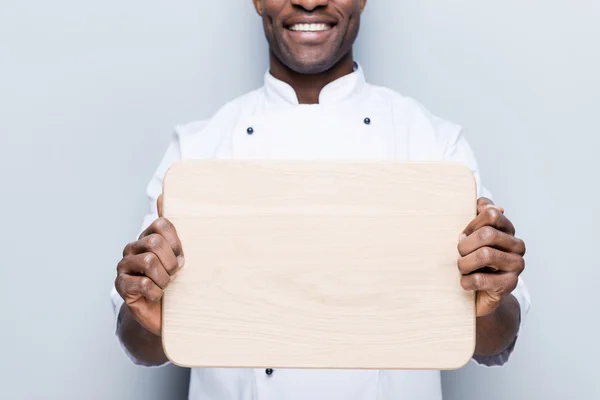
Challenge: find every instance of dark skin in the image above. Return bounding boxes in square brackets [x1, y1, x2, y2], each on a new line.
[255, 0, 366, 104]
[115, 0, 525, 366]
[461, 198, 525, 356]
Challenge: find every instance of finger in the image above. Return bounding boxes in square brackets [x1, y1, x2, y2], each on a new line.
[157, 194, 163, 218]
[139, 218, 184, 264]
[475, 291, 502, 317]
[458, 226, 526, 257]
[458, 246, 525, 275]
[461, 271, 519, 293]
[115, 274, 164, 304]
[128, 300, 162, 337]
[477, 197, 504, 215]
[127, 234, 180, 275]
[461, 273, 519, 316]
[117, 253, 171, 289]
[462, 207, 515, 237]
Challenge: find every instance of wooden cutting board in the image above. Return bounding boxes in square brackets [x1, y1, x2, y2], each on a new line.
[161, 160, 477, 370]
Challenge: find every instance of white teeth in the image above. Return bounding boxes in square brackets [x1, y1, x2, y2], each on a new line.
[289, 23, 331, 32]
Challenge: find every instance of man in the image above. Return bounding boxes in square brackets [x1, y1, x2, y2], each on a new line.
[111, 0, 531, 398]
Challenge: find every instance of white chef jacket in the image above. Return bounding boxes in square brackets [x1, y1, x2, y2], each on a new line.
[110, 62, 531, 400]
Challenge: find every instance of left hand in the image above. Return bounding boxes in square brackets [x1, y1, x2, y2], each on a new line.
[458, 197, 526, 317]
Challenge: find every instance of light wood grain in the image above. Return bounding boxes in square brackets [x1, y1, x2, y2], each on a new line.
[161, 160, 477, 370]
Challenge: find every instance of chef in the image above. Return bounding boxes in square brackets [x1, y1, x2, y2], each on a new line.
[111, 0, 530, 399]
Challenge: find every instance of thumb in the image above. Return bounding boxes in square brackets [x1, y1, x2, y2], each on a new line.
[475, 291, 502, 317]
[157, 194, 163, 218]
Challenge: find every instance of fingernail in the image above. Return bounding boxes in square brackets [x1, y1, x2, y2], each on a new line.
[459, 234, 467, 242]
[177, 256, 185, 268]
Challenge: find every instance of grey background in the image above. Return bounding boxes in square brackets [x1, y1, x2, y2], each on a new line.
[1, 0, 598, 399]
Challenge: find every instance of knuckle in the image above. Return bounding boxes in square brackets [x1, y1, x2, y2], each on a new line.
[116, 258, 125, 273]
[487, 208, 501, 224]
[114, 275, 123, 293]
[115, 274, 128, 296]
[142, 253, 158, 274]
[477, 198, 491, 211]
[473, 273, 486, 289]
[478, 226, 496, 242]
[145, 234, 163, 251]
[477, 247, 493, 264]
[122, 242, 133, 257]
[139, 277, 153, 293]
[155, 217, 173, 231]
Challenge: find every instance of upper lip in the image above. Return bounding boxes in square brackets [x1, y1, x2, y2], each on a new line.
[284, 15, 338, 29]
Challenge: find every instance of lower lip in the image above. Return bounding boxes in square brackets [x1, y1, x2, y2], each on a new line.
[285, 27, 336, 43]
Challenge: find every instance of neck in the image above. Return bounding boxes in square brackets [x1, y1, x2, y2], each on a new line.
[269, 51, 355, 104]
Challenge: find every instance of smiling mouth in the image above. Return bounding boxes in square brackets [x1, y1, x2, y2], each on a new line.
[287, 23, 334, 32]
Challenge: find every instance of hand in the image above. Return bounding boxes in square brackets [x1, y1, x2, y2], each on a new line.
[458, 197, 526, 317]
[115, 195, 184, 336]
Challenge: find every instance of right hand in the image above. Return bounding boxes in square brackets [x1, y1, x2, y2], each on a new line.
[115, 195, 184, 336]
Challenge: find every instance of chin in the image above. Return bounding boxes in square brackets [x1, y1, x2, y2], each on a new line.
[288, 59, 334, 74]
[283, 51, 343, 75]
